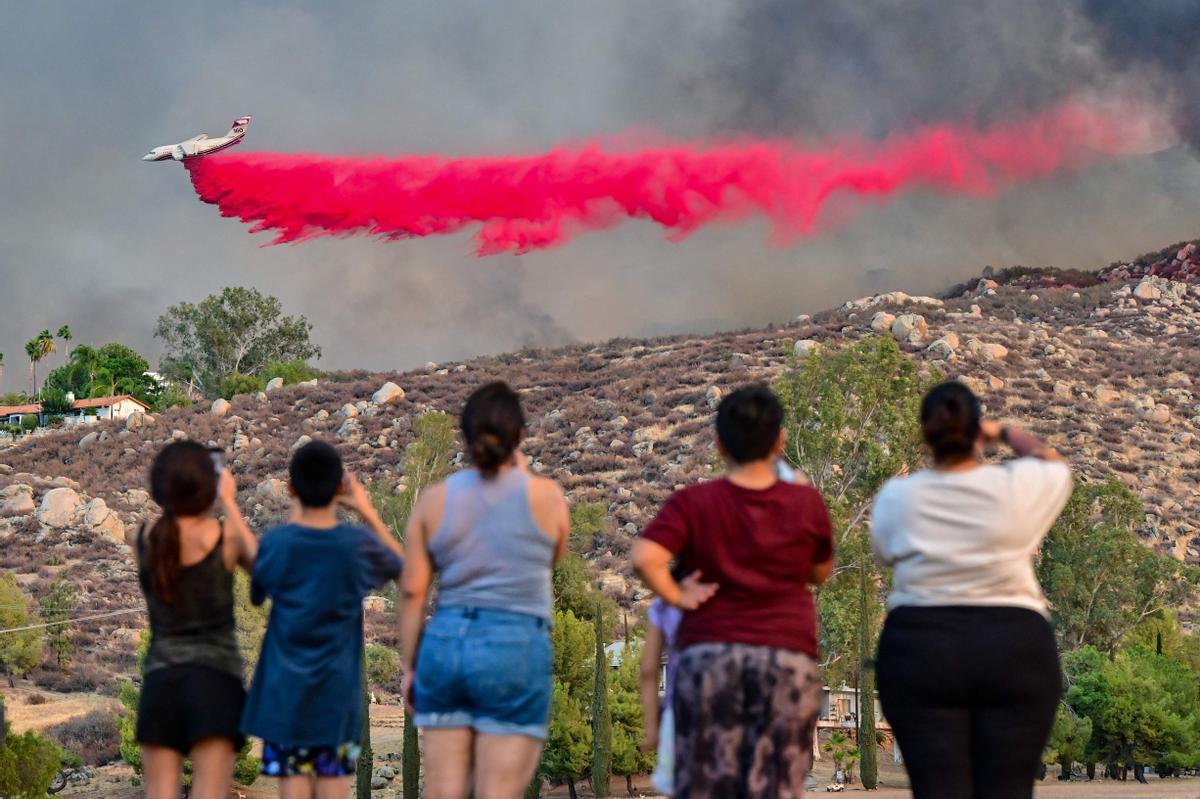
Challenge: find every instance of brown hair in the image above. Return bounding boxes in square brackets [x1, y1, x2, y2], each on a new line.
[461, 381, 525, 478]
[147, 441, 217, 604]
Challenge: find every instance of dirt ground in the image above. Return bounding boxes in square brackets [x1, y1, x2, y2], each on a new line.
[12, 692, 1200, 799]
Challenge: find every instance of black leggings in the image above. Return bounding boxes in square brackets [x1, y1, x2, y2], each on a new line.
[876, 606, 1061, 799]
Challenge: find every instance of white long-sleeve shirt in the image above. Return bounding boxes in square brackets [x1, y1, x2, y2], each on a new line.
[870, 458, 1073, 617]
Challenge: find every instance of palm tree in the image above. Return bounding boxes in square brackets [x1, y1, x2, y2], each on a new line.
[26, 331, 56, 400]
[25, 339, 40, 398]
[0, 352, 5, 395]
[57, 325, 72, 363]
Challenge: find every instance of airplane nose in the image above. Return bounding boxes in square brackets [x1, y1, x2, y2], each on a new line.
[142, 153, 156, 161]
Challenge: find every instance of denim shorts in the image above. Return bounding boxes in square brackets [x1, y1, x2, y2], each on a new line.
[413, 606, 552, 740]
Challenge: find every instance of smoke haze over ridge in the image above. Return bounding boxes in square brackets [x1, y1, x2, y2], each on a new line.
[1, 1, 1198, 374]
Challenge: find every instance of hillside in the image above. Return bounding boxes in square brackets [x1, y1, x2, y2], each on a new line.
[1, 240, 1198, 694]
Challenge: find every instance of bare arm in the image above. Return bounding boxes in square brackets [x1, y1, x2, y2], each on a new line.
[639, 625, 665, 751]
[340, 472, 404, 558]
[399, 492, 435, 680]
[217, 470, 257, 572]
[631, 539, 717, 610]
[809, 557, 834, 585]
[981, 420, 1065, 463]
[529, 475, 570, 565]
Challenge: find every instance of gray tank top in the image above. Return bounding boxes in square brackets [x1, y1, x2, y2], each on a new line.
[137, 525, 243, 678]
[429, 468, 555, 620]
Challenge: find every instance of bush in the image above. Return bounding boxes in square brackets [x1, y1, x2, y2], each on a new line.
[25, 693, 47, 706]
[31, 662, 109, 694]
[0, 728, 62, 798]
[46, 709, 121, 765]
[19, 414, 38, 433]
[262, 359, 320, 386]
[40, 388, 73, 415]
[220, 372, 266, 400]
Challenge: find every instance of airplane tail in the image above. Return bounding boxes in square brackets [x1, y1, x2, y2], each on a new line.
[226, 116, 252, 138]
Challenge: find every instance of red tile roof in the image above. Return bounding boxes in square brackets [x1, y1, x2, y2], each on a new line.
[0, 403, 41, 416]
[0, 395, 150, 417]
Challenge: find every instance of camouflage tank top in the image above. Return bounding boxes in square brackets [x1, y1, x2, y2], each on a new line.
[137, 525, 243, 678]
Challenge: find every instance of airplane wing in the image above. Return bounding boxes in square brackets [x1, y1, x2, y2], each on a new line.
[185, 134, 209, 142]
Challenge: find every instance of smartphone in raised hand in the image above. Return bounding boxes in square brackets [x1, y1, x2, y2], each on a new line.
[208, 447, 227, 474]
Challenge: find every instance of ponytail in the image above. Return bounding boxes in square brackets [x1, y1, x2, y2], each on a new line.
[147, 441, 218, 604]
[148, 510, 183, 605]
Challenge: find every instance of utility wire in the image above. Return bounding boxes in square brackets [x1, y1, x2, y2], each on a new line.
[0, 607, 143, 635]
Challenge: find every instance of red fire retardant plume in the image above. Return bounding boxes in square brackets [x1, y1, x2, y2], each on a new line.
[184, 98, 1171, 255]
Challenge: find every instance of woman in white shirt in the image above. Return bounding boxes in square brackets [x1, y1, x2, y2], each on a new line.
[870, 381, 1072, 799]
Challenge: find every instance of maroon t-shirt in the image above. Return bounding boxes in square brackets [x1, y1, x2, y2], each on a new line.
[640, 478, 833, 656]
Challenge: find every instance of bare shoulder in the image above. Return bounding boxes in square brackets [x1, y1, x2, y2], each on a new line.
[528, 474, 567, 506]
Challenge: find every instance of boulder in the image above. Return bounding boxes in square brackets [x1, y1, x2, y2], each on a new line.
[0, 484, 33, 500]
[256, 478, 289, 501]
[967, 339, 1009, 361]
[291, 434, 313, 452]
[705, 386, 723, 410]
[338, 418, 364, 443]
[265, 377, 285, 393]
[79, 431, 99, 449]
[890, 314, 929, 344]
[211, 398, 231, 418]
[1095, 388, 1121, 404]
[792, 339, 820, 358]
[926, 338, 957, 362]
[363, 596, 390, 614]
[85, 499, 126, 544]
[371, 382, 405, 405]
[37, 487, 83, 528]
[338, 403, 359, 418]
[870, 312, 897, 334]
[125, 412, 149, 432]
[1133, 278, 1162, 301]
[0, 492, 35, 517]
[633, 426, 670, 444]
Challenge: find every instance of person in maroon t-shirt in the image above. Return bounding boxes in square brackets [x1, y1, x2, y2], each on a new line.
[632, 384, 834, 799]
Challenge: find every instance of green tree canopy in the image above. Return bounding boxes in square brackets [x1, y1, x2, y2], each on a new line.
[45, 342, 159, 405]
[155, 286, 321, 397]
[0, 574, 43, 676]
[0, 722, 62, 799]
[777, 336, 937, 685]
[1038, 478, 1198, 656]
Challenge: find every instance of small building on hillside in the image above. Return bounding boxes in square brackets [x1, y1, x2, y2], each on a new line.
[0, 395, 151, 428]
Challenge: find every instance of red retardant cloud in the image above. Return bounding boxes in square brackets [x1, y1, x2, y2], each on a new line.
[184, 97, 1173, 255]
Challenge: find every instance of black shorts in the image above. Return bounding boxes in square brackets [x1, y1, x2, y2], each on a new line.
[137, 665, 246, 753]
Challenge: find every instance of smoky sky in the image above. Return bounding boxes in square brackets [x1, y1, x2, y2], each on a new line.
[0, 1, 1197, 380]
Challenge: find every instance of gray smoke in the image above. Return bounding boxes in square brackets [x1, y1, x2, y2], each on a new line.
[0, 1, 1197, 377]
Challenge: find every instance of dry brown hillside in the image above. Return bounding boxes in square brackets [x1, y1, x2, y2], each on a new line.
[1, 248, 1198, 694]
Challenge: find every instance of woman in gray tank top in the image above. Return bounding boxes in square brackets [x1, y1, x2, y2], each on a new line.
[400, 382, 569, 799]
[133, 441, 257, 799]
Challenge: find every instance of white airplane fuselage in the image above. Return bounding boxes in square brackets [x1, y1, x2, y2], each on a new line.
[143, 116, 251, 162]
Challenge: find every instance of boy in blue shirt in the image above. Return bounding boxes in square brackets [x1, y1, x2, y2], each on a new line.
[242, 441, 403, 797]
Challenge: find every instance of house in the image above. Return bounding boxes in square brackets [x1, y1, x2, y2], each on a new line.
[820, 683, 886, 727]
[0, 395, 151, 428]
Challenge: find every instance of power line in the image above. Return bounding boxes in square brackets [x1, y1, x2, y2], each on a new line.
[0, 607, 143, 635]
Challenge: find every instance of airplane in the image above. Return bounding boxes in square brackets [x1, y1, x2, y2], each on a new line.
[143, 116, 251, 162]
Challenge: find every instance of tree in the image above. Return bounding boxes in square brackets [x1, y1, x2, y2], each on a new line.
[155, 286, 321, 396]
[541, 610, 595, 799]
[57, 325, 72, 362]
[610, 642, 654, 795]
[40, 580, 77, 671]
[0, 574, 43, 678]
[824, 731, 860, 785]
[357, 658, 374, 799]
[0, 722, 62, 799]
[569, 502, 607, 555]
[40, 387, 73, 417]
[262, 358, 320, 386]
[776, 336, 937, 685]
[0, 352, 5, 394]
[591, 606, 612, 798]
[1045, 705, 1092, 779]
[24, 339, 40, 399]
[365, 643, 399, 689]
[220, 373, 266, 400]
[857, 552, 879, 789]
[1038, 478, 1198, 657]
[45, 343, 159, 405]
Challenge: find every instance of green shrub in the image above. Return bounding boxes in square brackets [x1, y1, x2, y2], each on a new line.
[219, 373, 266, 400]
[0, 726, 62, 798]
[262, 359, 320, 386]
[19, 415, 38, 433]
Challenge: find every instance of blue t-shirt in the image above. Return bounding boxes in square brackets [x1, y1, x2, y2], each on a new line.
[241, 523, 403, 748]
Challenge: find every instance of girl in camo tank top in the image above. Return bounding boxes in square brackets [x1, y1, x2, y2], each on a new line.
[134, 441, 257, 799]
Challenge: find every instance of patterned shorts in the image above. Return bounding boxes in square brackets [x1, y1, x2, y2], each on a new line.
[672, 643, 822, 799]
[261, 741, 361, 777]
